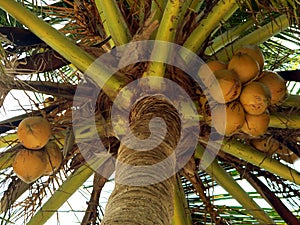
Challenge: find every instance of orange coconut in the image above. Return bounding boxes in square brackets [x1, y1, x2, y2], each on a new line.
[239, 81, 271, 115]
[250, 136, 280, 155]
[241, 111, 270, 137]
[235, 45, 265, 71]
[251, 136, 299, 163]
[228, 52, 260, 83]
[17, 116, 51, 150]
[44, 142, 63, 175]
[258, 71, 287, 105]
[211, 101, 245, 136]
[198, 61, 227, 87]
[207, 69, 242, 103]
[12, 148, 47, 183]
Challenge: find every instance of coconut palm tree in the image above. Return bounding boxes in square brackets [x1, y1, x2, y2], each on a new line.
[0, 0, 300, 224]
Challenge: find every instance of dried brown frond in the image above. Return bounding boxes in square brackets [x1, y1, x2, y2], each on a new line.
[46, 0, 109, 46]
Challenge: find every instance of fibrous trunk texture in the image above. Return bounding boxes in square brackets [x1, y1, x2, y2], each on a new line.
[101, 95, 181, 225]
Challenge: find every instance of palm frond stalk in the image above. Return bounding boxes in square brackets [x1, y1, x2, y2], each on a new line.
[195, 145, 275, 224]
[95, 0, 131, 46]
[172, 175, 193, 225]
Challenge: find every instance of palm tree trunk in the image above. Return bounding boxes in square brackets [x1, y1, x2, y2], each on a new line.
[101, 95, 181, 225]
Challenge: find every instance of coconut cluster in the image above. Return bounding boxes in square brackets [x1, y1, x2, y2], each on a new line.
[13, 116, 63, 183]
[199, 45, 288, 137]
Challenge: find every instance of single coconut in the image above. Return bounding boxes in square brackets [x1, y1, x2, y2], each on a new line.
[44, 142, 63, 175]
[208, 69, 242, 103]
[12, 148, 47, 183]
[228, 52, 260, 83]
[241, 111, 270, 137]
[239, 81, 271, 115]
[198, 61, 227, 87]
[235, 45, 265, 71]
[251, 136, 280, 154]
[251, 137, 298, 163]
[211, 101, 245, 136]
[17, 116, 51, 150]
[258, 71, 287, 105]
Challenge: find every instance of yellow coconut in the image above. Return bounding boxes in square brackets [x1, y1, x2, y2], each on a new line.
[250, 136, 279, 155]
[207, 69, 242, 103]
[251, 137, 298, 163]
[17, 116, 51, 150]
[44, 142, 63, 175]
[235, 45, 265, 71]
[211, 101, 245, 136]
[239, 81, 271, 115]
[241, 111, 270, 137]
[198, 61, 227, 87]
[12, 148, 47, 183]
[228, 52, 260, 83]
[258, 71, 287, 105]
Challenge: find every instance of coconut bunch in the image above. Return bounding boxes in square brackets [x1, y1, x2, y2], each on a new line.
[12, 116, 63, 183]
[199, 45, 288, 137]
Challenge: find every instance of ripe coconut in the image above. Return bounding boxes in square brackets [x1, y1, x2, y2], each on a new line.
[235, 45, 265, 71]
[228, 52, 260, 83]
[251, 136, 298, 163]
[251, 136, 279, 155]
[239, 81, 271, 115]
[12, 148, 47, 183]
[17, 116, 51, 150]
[198, 61, 227, 87]
[44, 142, 63, 175]
[207, 69, 242, 103]
[241, 111, 270, 137]
[211, 101, 245, 136]
[258, 71, 287, 105]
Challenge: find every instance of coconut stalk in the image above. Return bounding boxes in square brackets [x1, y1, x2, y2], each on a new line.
[95, 0, 132, 46]
[269, 112, 300, 129]
[281, 94, 300, 108]
[194, 145, 274, 224]
[183, 0, 238, 54]
[27, 155, 111, 225]
[189, 0, 204, 13]
[207, 139, 300, 185]
[150, 0, 167, 28]
[205, 18, 255, 55]
[213, 14, 290, 61]
[0, 0, 123, 99]
[172, 175, 193, 225]
[144, 0, 189, 82]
